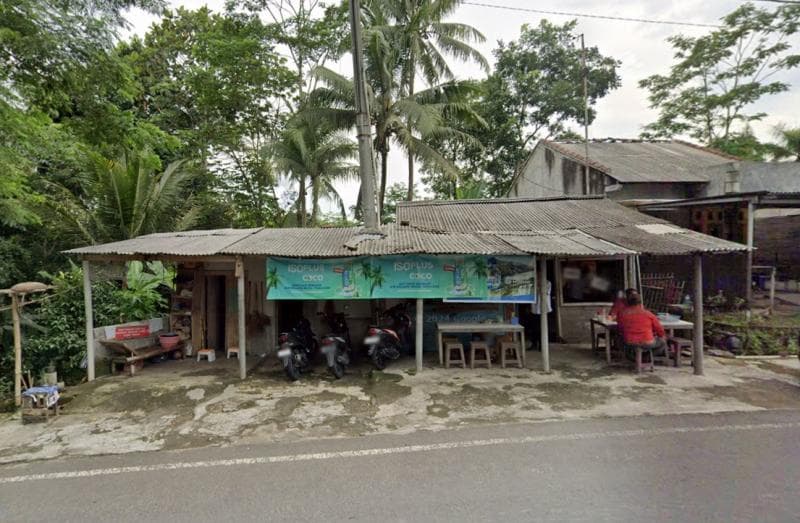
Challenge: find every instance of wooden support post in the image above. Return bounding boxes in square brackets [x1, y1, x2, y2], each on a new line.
[746, 202, 755, 304]
[769, 267, 776, 314]
[12, 293, 22, 406]
[693, 255, 704, 376]
[83, 260, 95, 382]
[626, 255, 637, 290]
[553, 259, 563, 341]
[236, 256, 247, 380]
[415, 298, 423, 372]
[538, 257, 550, 373]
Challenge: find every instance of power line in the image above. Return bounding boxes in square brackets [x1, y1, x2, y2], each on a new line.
[754, 1, 800, 5]
[462, 1, 721, 29]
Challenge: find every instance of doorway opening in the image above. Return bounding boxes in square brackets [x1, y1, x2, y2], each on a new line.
[277, 301, 304, 334]
[205, 276, 227, 351]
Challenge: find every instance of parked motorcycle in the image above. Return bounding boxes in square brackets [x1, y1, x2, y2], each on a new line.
[276, 317, 318, 381]
[363, 303, 413, 370]
[318, 311, 352, 379]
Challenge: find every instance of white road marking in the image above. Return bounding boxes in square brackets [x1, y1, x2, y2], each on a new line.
[1, 421, 798, 484]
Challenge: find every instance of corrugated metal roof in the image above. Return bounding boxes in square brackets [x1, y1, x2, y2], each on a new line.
[396, 196, 664, 233]
[66, 197, 748, 259]
[585, 226, 748, 255]
[221, 225, 526, 257]
[543, 139, 735, 183]
[65, 229, 260, 256]
[398, 197, 747, 255]
[498, 230, 636, 257]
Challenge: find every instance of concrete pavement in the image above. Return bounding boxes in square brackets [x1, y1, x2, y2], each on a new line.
[1, 409, 799, 522]
[2, 346, 799, 465]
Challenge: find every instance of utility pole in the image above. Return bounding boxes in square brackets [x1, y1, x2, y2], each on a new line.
[580, 34, 591, 196]
[348, 0, 379, 231]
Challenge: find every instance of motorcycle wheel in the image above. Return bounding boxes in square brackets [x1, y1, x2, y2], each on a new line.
[329, 362, 345, 379]
[371, 351, 387, 370]
[284, 358, 301, 381]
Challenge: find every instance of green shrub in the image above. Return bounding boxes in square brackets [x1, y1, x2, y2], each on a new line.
[23, 265, 121, 385]
[0, 262, 173, 404]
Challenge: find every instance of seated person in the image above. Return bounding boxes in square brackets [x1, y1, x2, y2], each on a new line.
[609, 290, 627, 319]
[617, 292, 666, 360]
[610, 288, 639, 319]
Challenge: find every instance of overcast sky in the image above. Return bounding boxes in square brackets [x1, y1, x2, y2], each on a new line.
[125, 0, 800, 212]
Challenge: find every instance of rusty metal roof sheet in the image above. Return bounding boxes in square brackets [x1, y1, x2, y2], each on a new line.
[64, 229, 260, 257]
[542, 139, 735, 183]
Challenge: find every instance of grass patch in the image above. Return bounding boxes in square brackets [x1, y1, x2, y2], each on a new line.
[707, 313, 800, 356]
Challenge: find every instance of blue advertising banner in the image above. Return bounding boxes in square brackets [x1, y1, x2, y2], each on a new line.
[266, 255, 534, 301]
[445, 256, 538, 303]
[368, 255, 488, 299]
[266, 257, 368, 300]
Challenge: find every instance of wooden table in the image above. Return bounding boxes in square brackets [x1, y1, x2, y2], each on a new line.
[591, 317, 694, 365]
[436, 322, 526, 366]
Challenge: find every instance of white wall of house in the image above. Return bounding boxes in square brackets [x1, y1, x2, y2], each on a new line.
[512, 145, 569, 198]
[511, 146, 609, 199]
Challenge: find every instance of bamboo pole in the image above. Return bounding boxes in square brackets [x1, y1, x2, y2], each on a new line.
[12, 293, 22, 406]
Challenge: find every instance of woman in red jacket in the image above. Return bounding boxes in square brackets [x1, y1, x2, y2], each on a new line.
[617, 292, 666, 359]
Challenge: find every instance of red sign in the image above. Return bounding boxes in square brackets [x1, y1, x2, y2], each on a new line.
[115, 325, 150, 340]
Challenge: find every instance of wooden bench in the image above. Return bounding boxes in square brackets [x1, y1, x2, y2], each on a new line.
[100, 334, 185, 376]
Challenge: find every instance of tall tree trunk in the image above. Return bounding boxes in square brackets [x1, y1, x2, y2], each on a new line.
[379, 150, 388, 222]
[407, 151, 414, 201]
[298, 175, 307, 227]
[310, 175, 319, 226]
[406, 69, 416, 201]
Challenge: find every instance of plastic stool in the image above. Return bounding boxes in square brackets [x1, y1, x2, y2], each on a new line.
[197, 349, 215, 362]
[469, 341, 491, 369]
[500, 341, 522, 369]
[445, 342, 466, 368]
[667, 337, 694, 367]
[630, 345, 654, 373]
[227, 346, 240, 359]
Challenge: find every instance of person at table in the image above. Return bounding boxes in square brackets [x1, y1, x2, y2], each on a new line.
[610, 288, 638, 319]
[609, 290, 627, 319]
[617, 292, 666, 359]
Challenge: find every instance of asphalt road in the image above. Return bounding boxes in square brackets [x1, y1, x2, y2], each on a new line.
[1, 410, 799, 523]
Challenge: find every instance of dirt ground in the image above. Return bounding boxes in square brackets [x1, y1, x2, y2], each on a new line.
[1, 346, 798, 465]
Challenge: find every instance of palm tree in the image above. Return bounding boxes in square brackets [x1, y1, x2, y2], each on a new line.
[380, 0, 489, 200]
[311, 65, 482, 220]
[48, 151, 201, 243]
[271, 116, 358, 226]
[770, 125, 800, 161]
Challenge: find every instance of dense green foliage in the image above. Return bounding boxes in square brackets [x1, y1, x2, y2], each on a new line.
[0, 262, 171, 405]
[640, 2, 800, 153]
